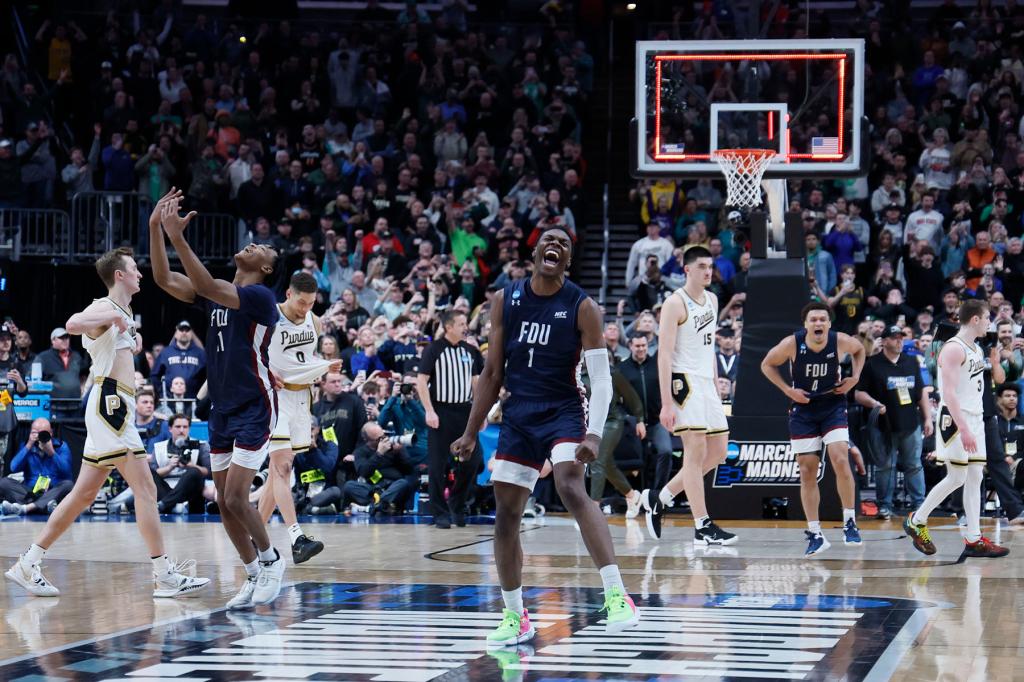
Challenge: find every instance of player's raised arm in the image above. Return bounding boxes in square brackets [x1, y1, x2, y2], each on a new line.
[760, 335, 809, 404]
[65, 299, 127, 338]
[149, 188, 196, 303]
[657, 293, 686, 431]
[451, 289, 505, 459]
[161, 199, 240, 309]
[835, 332, 866, 394]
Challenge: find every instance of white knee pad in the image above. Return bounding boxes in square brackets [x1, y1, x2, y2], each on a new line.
[966, 463, 985, 486]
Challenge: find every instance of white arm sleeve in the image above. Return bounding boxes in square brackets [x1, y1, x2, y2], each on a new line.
[584, 348, 612, 438]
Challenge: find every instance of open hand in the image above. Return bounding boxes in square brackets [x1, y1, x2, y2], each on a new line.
[574, 434, 600, 464]
[161, 196, 197, 240]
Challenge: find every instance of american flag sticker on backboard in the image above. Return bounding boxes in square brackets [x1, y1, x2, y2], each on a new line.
[811, 137, 840, 154]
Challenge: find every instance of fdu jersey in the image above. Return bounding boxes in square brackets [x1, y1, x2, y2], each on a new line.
[791, 329, 843, 404]
[502, 277, 587, 404]
[206, 284, 279, 413]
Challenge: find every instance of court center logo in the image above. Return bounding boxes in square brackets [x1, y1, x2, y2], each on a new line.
[0, 583, 942, 682]
[715, 440, 825, 488]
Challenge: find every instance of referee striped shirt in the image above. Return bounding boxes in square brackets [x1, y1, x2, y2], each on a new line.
[418, 338, 483, 405]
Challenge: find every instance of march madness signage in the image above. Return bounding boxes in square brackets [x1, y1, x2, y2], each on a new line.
[714, 440, 825, 488]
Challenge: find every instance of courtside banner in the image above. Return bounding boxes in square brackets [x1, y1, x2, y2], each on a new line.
[714, 440, 825, 488]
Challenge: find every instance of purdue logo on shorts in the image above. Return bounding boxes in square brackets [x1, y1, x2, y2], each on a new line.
[671, 373, 691, 408]
[938, 406, 958, 446]
[97, 378, 129, 435]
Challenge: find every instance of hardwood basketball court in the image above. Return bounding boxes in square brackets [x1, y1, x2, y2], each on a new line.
[1, 513, 1021, 681]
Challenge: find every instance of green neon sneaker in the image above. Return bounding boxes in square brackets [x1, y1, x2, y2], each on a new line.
[603, 586, 640, 633]
[903, 516, 937, 555]
[486, 608, 535, 648]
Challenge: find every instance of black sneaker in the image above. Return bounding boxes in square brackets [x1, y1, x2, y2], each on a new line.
[640, 488, 663, 540]
[694, 521, 738, 547]
[453, 513, 467, 527]
[435, 515, 451, 529]
[291, 535, 324, 565]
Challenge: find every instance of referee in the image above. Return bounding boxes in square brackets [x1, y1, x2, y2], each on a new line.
[417, 310, 483, 529]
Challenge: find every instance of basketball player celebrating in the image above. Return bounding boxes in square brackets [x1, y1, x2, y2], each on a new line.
[259, 272, 340, 564]
[761, 302, 865, 557]
[6, 234, 209, 598]
[151, 190, 287, 608]
[451, 227, 640, 647]
[640, 246, 737, 546]
[904, 300, 1009, 558]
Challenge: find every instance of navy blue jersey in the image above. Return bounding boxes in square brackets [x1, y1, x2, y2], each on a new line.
[206, 284, 279, 413]
[791, 330, 843, 401]
[502, 277, 587, 404]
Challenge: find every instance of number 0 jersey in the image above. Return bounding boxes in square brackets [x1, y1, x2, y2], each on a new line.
[269, 305, 329, 386]
[671, 288, 717, 378]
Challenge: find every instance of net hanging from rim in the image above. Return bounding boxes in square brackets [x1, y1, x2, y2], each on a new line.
[711, 148, 776, 209]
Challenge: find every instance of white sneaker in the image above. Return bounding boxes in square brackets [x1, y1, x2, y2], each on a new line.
[625, 492, 641, 520]
[153, 559, 210, 598]
[5, 556, 60, 597]
[252, 550, 285, 605]
[1, 500, 26, 516]
[227, 576, 258, 609]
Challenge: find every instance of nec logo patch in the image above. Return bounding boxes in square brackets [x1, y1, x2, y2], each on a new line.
[554, 311, 567, 319]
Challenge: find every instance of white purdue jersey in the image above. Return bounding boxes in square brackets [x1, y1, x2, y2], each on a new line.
[269, 305, 321, 385]
[671, 288, 717, 378]
[939, 336, 985, 415]
[82, 297, 137, 378]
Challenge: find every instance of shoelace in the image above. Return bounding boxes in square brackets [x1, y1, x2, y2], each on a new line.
[915, 524, 932, 544]
[168, 558, 197, 578]
[498, 611, 520, 630]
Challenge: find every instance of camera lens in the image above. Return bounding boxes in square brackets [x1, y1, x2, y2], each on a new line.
[38, 430, 52, 444]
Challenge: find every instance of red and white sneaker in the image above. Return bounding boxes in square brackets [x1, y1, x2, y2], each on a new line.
[963, 536, 1010, 558]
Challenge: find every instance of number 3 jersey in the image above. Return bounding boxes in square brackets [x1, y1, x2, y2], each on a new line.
[672, 288, 717, 378]
[937, 336, 985, 416]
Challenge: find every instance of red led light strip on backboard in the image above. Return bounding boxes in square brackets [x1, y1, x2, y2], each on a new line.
[653, 53, 848, 163]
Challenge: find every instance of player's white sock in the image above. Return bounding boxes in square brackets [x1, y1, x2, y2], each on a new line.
[964, 464, 985, 543]
[502, 587, 524, 614]
[151, 555, 172, 574]
[257, 545, 278, 563]
[599, 564, 625, 593]
[243, 559, 260, 578]
[24, 544, 45, 565]
[658, 487, 675, 507]
[842, 508, 856, 524]
[694, 515, 710, 529]
[807, 521, 821, 534]
[288, 524, 304, 544]
[912, 464, 968, 526]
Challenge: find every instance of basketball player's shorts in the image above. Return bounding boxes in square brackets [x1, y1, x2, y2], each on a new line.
[492, 397, 586, 491]
[789, 398, 849, 455]
[936, 407, 986, 465]
[270, 385, 313, 454]
[83, 377, 147, 469]
[670, 372, 729, 436]
[210, 395, 278, 472]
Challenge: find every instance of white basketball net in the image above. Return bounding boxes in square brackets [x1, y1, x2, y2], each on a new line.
[711, 148, 776, 209]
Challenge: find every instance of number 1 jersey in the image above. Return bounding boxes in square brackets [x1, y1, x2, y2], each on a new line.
[206, 284, 279, 413]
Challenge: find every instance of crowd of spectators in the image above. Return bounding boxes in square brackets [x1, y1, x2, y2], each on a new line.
[615, 2, 1024, 519]
[0, 2, 609, 519]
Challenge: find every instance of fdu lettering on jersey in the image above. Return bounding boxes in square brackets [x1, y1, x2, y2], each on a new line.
[714, 440, 825, 488]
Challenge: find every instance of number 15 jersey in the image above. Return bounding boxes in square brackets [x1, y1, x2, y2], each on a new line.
[672, 288, 717, 378]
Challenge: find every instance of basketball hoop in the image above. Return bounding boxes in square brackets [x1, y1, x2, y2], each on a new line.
[711, 148, 776, 209]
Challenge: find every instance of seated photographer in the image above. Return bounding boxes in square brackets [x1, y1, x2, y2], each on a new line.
[0, 418, 73, 516]
[341, 422, 416, 515]
[294, 417, 340, 514]
[152, 413, 211, 514]
[378, 373, 427, 467]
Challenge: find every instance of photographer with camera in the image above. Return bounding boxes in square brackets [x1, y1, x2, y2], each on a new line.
[341, 422, 416, 515]
[379, 373, 428, 467]
[0, 418, 73, 516]
[151, 414, 210, 514]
